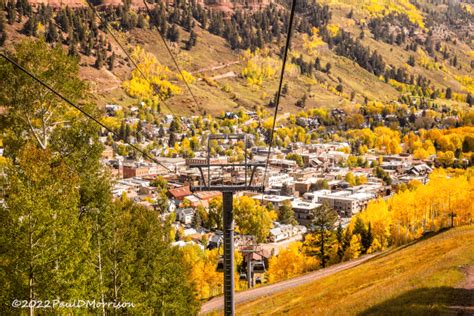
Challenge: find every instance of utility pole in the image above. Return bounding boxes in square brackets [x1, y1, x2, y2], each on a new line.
[190, 134, 264, 316]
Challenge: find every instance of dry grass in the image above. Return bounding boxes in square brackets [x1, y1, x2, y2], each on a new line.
[237, 226, 474, 315]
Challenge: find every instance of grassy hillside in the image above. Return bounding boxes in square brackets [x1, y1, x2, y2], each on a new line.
[237, 225, 474, 315]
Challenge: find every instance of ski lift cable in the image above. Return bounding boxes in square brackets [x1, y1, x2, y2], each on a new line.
[84, 0, 187, 130]
[0, 52, 174, 173]
[261, 0, 297, 192]
[141, 0, 201, 112]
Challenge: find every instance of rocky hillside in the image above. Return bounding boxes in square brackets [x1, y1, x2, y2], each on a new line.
[0, 0, 473, 115]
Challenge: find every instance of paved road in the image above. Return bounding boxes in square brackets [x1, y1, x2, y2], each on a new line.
[200, 253, 378, 315]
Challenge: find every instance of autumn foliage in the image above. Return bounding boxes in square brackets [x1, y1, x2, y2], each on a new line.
[356, 168, 473, 247]
[267, 242, 319, 283]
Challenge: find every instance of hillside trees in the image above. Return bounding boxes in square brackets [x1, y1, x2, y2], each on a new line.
[123, 45, 182, 109]
[0, 39, 199, 314]
[0, 39, 86, 151]
[106, 197, 199, 314]
[241, 49, 279, 87]
[0, 145, 89, 314]
[267, 242, 318, 283]
[354, 169, 473, 247]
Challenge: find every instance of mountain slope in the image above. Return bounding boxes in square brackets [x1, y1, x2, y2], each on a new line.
[235, 226, 474, 315]
[1, 0, 472, 115]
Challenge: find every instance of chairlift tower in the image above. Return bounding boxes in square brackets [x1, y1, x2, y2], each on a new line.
[190, 134, 264, 316]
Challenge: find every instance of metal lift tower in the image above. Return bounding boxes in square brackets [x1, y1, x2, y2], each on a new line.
[190, 134, 264, 316]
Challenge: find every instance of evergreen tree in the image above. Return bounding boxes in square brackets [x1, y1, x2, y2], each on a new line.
[347, 9, 353, 18]
[192, 211, 202, 228]
[108, 52, 116, 71]
[310, 203, 338, 267]
[325, 62, 332, 74]
[0, 15, 6, 46]
[169, 117, 182, 133]
[167, 24, 180, 42]
[315, 57, 321, 71]
[45, 21, 58, 43]
[94, 50, 104, 69]
[68, 38, 78, 57]
[22, 15, 37, 36]
[6, 0, 15, 25]
[119, 121, 126, 140]
[185, 29, 197, 50]
[278, 201, 297, 225]
[125, 124, 131, 142]
[353, 217, 370, 253]
[57, 9, 70, 33]
[158, 124, 165, 138]
[336, 223, 344, 261]
[137, 13, 146, 28]
[281, 182, 293, 196]
[296, 94, 307, 108]
[467, 93, 474, 106]
[168, 132, 177, 147]
[445, 87, 452, 99]
[282, 83, 288, 95]
[363, 222, 374, 252]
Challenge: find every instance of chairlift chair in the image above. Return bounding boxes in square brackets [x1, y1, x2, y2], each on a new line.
[252, 260, 266, 273]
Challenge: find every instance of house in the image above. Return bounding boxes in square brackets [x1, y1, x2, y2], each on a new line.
[176, 208, 195, 225]
[294, 181, 311, 195]
[183, 195, 202, 208]
[250, 194, 294, 209]
[408, 164, 432, 176]
[105, 104, 122, 114]
[318, 191, 375, 217]
[291, 200, 322, 226]
[208, 232, 224, 249]
[269, 158, 298, 170]
[265, 173, 294, 188]
[269, 227, 288, 243]
[164, 115, 174, 124]
[168, 186, 192, 201]
[186, 156, 228, 166]
[122, 164, 150, 179]
[268, 223, 308, 242]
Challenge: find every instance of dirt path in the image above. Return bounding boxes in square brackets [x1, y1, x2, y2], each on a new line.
[462, 266, 474, 290]
[200, 253, 378, 315]
[193, 61, 241, 74]
[448, 265, 474, 314]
